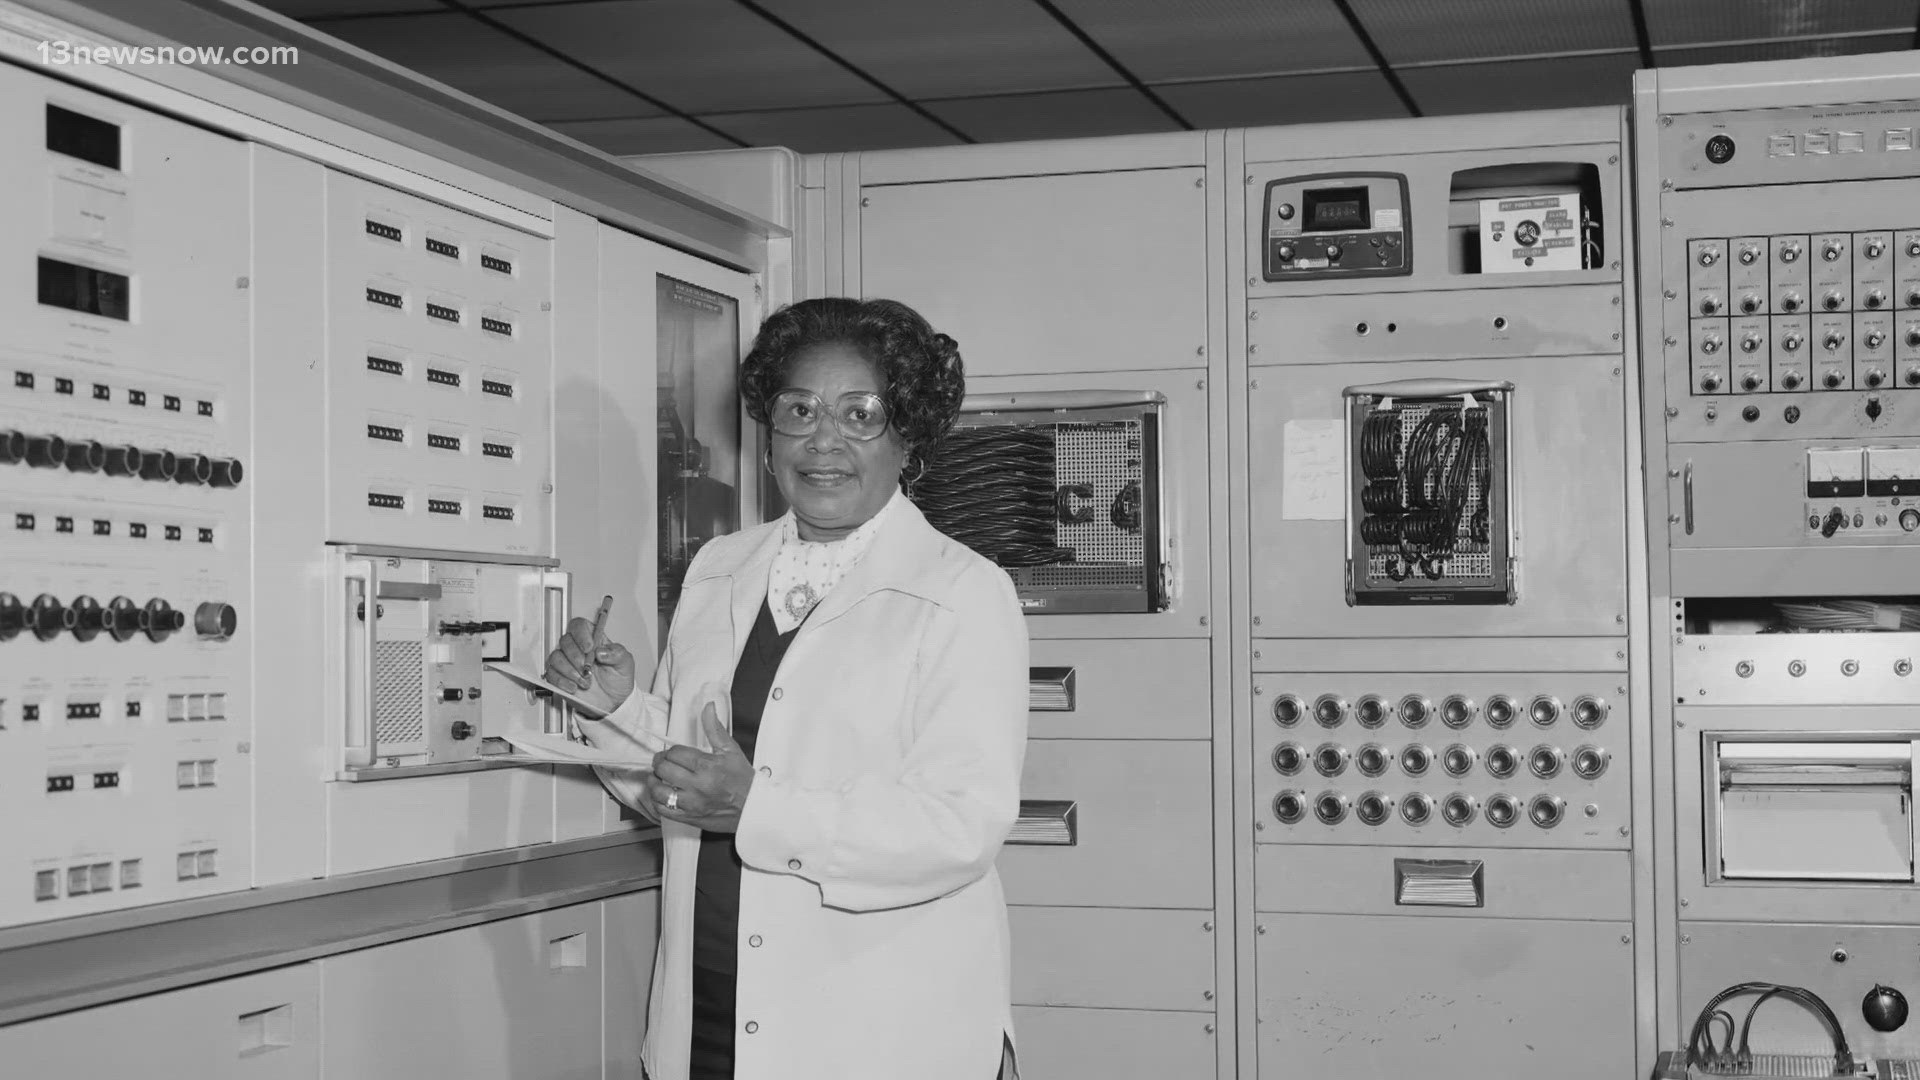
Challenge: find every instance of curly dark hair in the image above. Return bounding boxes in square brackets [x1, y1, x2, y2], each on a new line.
[740, 297, 967, 481]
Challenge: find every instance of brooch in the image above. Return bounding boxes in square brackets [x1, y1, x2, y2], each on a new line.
[782, 582, 820, 621]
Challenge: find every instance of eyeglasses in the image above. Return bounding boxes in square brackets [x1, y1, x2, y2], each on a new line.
[768, 389, 891, 442]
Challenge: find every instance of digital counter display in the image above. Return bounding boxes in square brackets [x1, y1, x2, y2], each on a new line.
[1302, 186, 1369, 232]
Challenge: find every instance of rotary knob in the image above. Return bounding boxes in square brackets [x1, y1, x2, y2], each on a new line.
[25, 435, 66, 469]
[194, 601, 238, 640]
[209, 458, 243, 489]
[64, 440, 105, 473]
[143, 598, 185, 643]
[1740, 334, 1763, 353]
[69, 596, 106, 643]
[1866, 369, 1888, 388]
[1701, 334, 1724, 354]
[1782, 371, 1804, 390]
[1867, 289, 1888, 309]
[0, 592, 24, 641]
[1740, 372, 1763, 391]
[103, 445, 144, 477]
[29, 594, 73, 641]
[174, 454, 213, 486]
[0, 430, 24, 465]
[1780, 241, 1803, 263]
[1869, 330, 1888, 349]
[1825, 371, 1846, 389]
[1739, 294, 1764, 314]
[139, 449, 178, 482]
[1738, 245, 1762, 265]
[1823, 291, 1847, 311]
[105, 596, 141, 643]
[1823, 241, 1845, 262]
[1902, 508, 1920, 531]
[1825, 332, 1847, 352]
[1324, 244, 1343, 261]
[1700, 296, 1722, 315]
[1868, 240, 1888, 259]
[1780, 292, 1804, 313]
[1782, 332, 1804, 352]
[1698, 248, 1721, 266]
[1909, 368, 1920, 386]
[1276, 243, 1295, 262]
[1700, 372, 1723, 392]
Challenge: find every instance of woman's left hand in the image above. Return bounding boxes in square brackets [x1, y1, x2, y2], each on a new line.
[648, 705, 755, 832]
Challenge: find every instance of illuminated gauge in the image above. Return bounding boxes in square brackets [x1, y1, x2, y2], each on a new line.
[1572, 695, 1609, 729]
[1528, 744, 1565, 779]
[1529, 794, 1567, 829]
[1273, 790, 1307, 824]
[1355, 791, 1393, 827]
[1486, 794, 1521, 829]
[1313, 694, 1349, 728]
[1529, 695, 1562, 727]
[1442, 793, 1479, 827]
[1272, 694, 1304, 727]
[1485, 745, 1519, 779]
[1441, 695, 1477, 728]
[1572, 745, 1611, 780]
[1442, 744, 1477, 778]
[1313, 791, 1350, 826]
[1485, 695, 1517, 728]
[1355, 744, 1390, 777]
[1400, 792, 1434, 826]
[1354, 695, 1388, 728]
[1314, 743, 1351, 778]
[1398, 695, 1432, 728]
[1271, 743, 1306, 775]
[1399, 744, 1432, 777]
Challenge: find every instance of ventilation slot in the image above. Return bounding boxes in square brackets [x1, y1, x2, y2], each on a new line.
[480, 253, 513, 275]
[367, 491, 405, 511]
[424, 237, 459, 259]
[427, 433, 462, 452]
[373, 640, 425, 746]
[364, 219, 402, 243]
[481, 379, 514, 399]
[483, 503, 516, 521]
[366, 356, 404, 377]
[367, 423, 405, 444]
[425, 368, 460, 388]
[425, 303, 461, 325]
[365, 286, 403, 310]
[482, 440, 515, 460]
[427, 498, 462, 516]
[480, 316, 513, 337]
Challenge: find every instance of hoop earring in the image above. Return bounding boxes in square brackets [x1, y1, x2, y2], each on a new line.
[901, 454, 929, 495]
[763, 448, 774, 475]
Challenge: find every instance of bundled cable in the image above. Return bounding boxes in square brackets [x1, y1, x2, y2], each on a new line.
[1684, 981, 1852, 1075]
[912, 427, 1073, 568]
[1356, 400, 1494, 578]
[1360, 411, 1401, 479]
[1773, 598, 1920, 632]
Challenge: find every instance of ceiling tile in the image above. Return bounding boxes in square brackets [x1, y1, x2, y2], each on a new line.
[693, 103, 961, 153]
[1399, 52, 1640, 115]
[1048, 0, 1376, 81]
[1648, 0, 1915, 48]
[1654, 33, 1914, 66]
[752, 0, 1119, 98]
[1350, 0, 1640, 65]
[318, 11, 659, 122]
[491, 0, 889, 114]
[255, 0, 440, 18]
[1156, 71, 1410, 129]
[924, 88, 1183, 143]
[546, 116, 737, 156]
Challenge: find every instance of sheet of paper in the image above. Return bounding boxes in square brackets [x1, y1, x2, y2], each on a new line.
[1281, 418, 1347, 521]
[490, 731, 660, 772]
[485, 659, 620, 716]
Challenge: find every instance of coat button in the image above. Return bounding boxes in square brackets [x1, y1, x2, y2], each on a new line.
[758, 765, 772, 777]
[745, 1021, 758, 1034]
[749, 935, 763, 947]
[771, 688, 783, 700]
[788, 859, 801, 870]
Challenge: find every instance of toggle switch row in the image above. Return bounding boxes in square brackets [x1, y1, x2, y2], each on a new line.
[0, 431, 242, 487]
[0, 592, 236, 643]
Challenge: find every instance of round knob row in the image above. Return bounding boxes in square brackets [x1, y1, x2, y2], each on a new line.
[0, 592, 234, 643]
[1275, 789, 1569, 829]
[0, 432, 242, 487]
[1275, 741, 1610, 781]
[1275, 692, 1606, 730]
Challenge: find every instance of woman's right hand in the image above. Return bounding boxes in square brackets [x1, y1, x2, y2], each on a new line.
[544, 595, 636, 719]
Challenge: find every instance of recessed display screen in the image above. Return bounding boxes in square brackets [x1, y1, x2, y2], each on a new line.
[46, 104, 121, 170]
[1302, 186, 1370, 232]
[38, 256, 130, 320]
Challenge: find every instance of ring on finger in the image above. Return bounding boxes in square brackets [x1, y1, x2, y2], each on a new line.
[665, 790, 680, 811]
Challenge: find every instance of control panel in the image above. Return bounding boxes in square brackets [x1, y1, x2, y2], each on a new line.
[0, 66, 252, 927]
[326, 172, 553, 556]
[1258, 674, 1629, 850]
[1260, 172, 1411, 281]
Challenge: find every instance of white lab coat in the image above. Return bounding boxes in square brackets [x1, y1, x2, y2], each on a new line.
[589, 496, 1030, 1080]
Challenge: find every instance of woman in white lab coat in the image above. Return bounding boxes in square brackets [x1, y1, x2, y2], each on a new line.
[544, 297, 1030, 1080]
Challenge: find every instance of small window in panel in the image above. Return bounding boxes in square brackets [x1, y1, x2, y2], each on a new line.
[657, 275, 741, 641]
